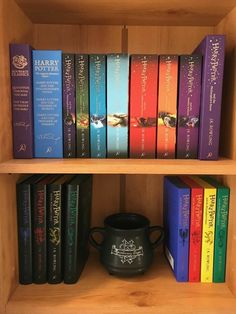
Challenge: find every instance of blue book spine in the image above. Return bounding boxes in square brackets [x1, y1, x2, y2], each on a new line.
[107, 54, 129, 158]
[89, 55, 106, 158]
[33, 50, 63, 158]
[164, 176, 190, 282]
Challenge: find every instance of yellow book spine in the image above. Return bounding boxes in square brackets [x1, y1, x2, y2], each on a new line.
[201, 187, 216, 282]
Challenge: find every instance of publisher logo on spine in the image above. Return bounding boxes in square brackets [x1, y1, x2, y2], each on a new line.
[12, 55, 28, 69]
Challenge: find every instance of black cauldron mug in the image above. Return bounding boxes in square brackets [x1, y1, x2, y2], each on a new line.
[89, 213, 164, 276]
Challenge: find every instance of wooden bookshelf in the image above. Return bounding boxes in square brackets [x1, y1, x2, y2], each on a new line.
[1, 0, 236, 313]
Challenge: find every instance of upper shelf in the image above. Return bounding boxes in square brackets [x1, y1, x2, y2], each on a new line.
[15, 0, 236, 26]
[0, 158, 236, 174]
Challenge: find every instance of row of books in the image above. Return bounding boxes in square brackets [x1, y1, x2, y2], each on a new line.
[16, 174, 92, 284]
[10, 34, 225, 160]
[164, 175, 229, 282]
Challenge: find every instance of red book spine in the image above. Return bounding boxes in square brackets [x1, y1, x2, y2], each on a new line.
[180, 176, 203, 282]
[129, 55, 158, 158]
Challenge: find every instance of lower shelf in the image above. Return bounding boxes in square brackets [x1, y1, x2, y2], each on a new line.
[7, 253, 236, 314]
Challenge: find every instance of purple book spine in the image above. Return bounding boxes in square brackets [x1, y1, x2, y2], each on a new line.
[177, 55, 202, 159]
[10, 44, 34, 158]
[193, 35, 225, 160]
[63, 54, 76, 158]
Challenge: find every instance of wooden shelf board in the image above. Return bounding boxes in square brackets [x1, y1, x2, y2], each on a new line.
[0, 158, 236, 174]
[15, 0, 236, 26]
[7, 253, 236, 314]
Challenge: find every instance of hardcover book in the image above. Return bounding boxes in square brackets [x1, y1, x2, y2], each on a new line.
[10, 44, 34, 158]
[129, 55, 158, 158]
[193, 35, 225, 160]
[107, 54, 129, 158]
[163, 176, 190, 282]
[32, 175, 58, 284]
[89, 55, 106, 158]
[191, 176, 216, 282]
[202, 176, 230, 283]
[63, 54, 76, 158]
[157, 55, 178, 159]
[47, 175, 73, 283]
[177, 55, 202, 159]
[16, 175, 43, 284]
[64, 174, 93, 284]
[75, 54, 90, 158]
[33, 50, 63, 158]
[180, 176, 203, 282]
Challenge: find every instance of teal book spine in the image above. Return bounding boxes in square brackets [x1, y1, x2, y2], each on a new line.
[89, 55, 106, 158]
[107, 54, 129, 158]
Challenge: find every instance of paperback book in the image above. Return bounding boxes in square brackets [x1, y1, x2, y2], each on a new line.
[129, 55, 158, 158]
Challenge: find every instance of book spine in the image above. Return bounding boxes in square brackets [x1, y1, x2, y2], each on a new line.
[32, 184, 47, 283]
[33, 50, 63, 158]
[89, 55, 106, 158]
[194, 35, 225, 160]
[63, 54, 76, 158]
[75, 54, 90, 158]
[213, 187, 229, 282]
[16, 183, 32, 284]
[64, 184, 79, 283]
[129, 55, 158, 158]
[10, 44, 34, 158]
[47, 184, 63, 283]
[157, 55, 178, 159]
[201, 188, 216, 282]
[189, 188, 203, 282]
[177, 55, 202, 159]
[107, 54, 129, 158]
[176, 190, 190, 281]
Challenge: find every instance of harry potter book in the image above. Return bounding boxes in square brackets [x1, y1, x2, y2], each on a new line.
[33, 50, 63, 158]
[64, 175, 93, 284]
[180, 176, 203, 282]
[107, 54, 129, 158]
[164, 176, 190, 281]
[10, 44, 34, 158]
[75, 54, 90, 158]
[191, 176, 216, 282]
[129, 55, 158, 158]
[47, 175, 73, 284]
[89, 55, 106, 158]
[157, 55, 178, 159]
[193, 35, 225, 160]
[177, 55, 202, 159]
[63, 54, 76, 158]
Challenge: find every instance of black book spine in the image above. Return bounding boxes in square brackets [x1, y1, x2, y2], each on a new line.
[32, 184, 47, 283]
[16, 183, 32, 284]
[64, 184, 79, 284]
[47, 184, 63, 283]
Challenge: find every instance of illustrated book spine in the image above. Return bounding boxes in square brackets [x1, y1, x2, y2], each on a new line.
[107, 54, 129, 158]
[10, 43, 34, 158]
[129, 55, 158, 158]
[157, 55, 178, 159]
[75, 54, 90, 158]
[193, 35, 225, 160]
[33, 50, 63, 158]
[89, 55, 106, 158]
[176, 55, 202, 159]
[63, 53, 76, 158]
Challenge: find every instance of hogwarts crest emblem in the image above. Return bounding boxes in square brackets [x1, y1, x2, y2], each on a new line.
[111, 239, 144, 264]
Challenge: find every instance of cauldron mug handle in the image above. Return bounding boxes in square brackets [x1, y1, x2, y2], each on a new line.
[89, 227, 106, 251]
[149, 226, 164, 249]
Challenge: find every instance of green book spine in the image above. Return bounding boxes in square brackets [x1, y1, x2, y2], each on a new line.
[75, 54, 90, 158]
[213, 187, 230, 282]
